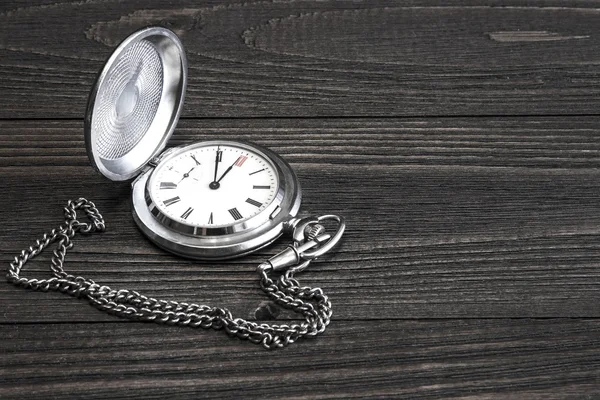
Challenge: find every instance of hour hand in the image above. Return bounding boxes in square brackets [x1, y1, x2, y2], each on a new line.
[217, 155, 247, 184]
[216, 165, 233, 183]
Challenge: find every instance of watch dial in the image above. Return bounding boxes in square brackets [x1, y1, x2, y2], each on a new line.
[149, 143, 279, 228]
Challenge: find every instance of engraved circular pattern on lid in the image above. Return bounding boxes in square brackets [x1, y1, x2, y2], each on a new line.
[84, 26, 188, 181]
[93, 40, 163, 161]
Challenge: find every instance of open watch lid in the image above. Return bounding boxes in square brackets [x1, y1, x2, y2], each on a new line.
[85, 26, 187, 181]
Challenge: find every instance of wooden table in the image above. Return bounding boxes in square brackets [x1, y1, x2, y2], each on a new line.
[1, 1, 599, 398]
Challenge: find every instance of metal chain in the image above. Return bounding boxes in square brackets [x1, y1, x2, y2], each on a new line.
[6, 198, 333, 349]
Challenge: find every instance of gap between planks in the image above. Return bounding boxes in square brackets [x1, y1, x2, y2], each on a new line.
[4, 113, 600, 122]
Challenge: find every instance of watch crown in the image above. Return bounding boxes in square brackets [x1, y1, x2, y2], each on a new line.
[304, 224, 326, 241]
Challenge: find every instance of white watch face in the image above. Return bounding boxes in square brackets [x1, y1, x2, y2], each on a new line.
[148, 143, 279, 228]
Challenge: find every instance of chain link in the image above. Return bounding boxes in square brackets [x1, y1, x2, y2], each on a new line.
[6, 198, 332, 349]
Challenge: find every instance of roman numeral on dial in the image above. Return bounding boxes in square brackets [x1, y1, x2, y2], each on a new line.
[160, 182, 177, 189]
[246, 198, 263, 208]
[228, 208, 243, 220]
[163, 196, 181, 207]
[249, 168, 265, 175]
[234, 156, 248, 167]
[181, 207, 194, 219]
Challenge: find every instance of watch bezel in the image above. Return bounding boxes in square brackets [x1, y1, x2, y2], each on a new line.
[145, 140, 287, 236]
[130, 139, 302, 260]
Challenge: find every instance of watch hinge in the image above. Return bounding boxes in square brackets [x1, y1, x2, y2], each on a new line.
[148, 156, 161, 167]
[148, 147, 177, 167]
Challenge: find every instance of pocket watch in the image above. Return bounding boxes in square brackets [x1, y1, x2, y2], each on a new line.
[84, 26, 343, 261]
[8, 27, 345, 349]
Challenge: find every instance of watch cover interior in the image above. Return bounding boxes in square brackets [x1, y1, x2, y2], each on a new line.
[84, 26, 188, 181]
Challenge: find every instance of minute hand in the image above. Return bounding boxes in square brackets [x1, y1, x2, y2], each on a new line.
[213, 148, 221, 183]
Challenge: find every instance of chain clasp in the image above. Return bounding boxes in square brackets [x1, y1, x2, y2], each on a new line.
[265, 215, 345, 274]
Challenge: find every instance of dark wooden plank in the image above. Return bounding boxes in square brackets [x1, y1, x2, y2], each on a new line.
[5, 1, 600, 118]
[2, 117, 600, 322]
[1, 319, 599, 399]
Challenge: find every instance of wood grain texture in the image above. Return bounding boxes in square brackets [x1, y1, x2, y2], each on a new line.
[1, 117, 600, 323]
[1, 320, 599, 399]
[2, 1, 600, 398]
[4, 1, 600, 118]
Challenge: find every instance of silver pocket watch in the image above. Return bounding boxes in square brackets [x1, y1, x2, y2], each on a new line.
[8, 27, 345, 349]
[85, 26, 344, 261]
